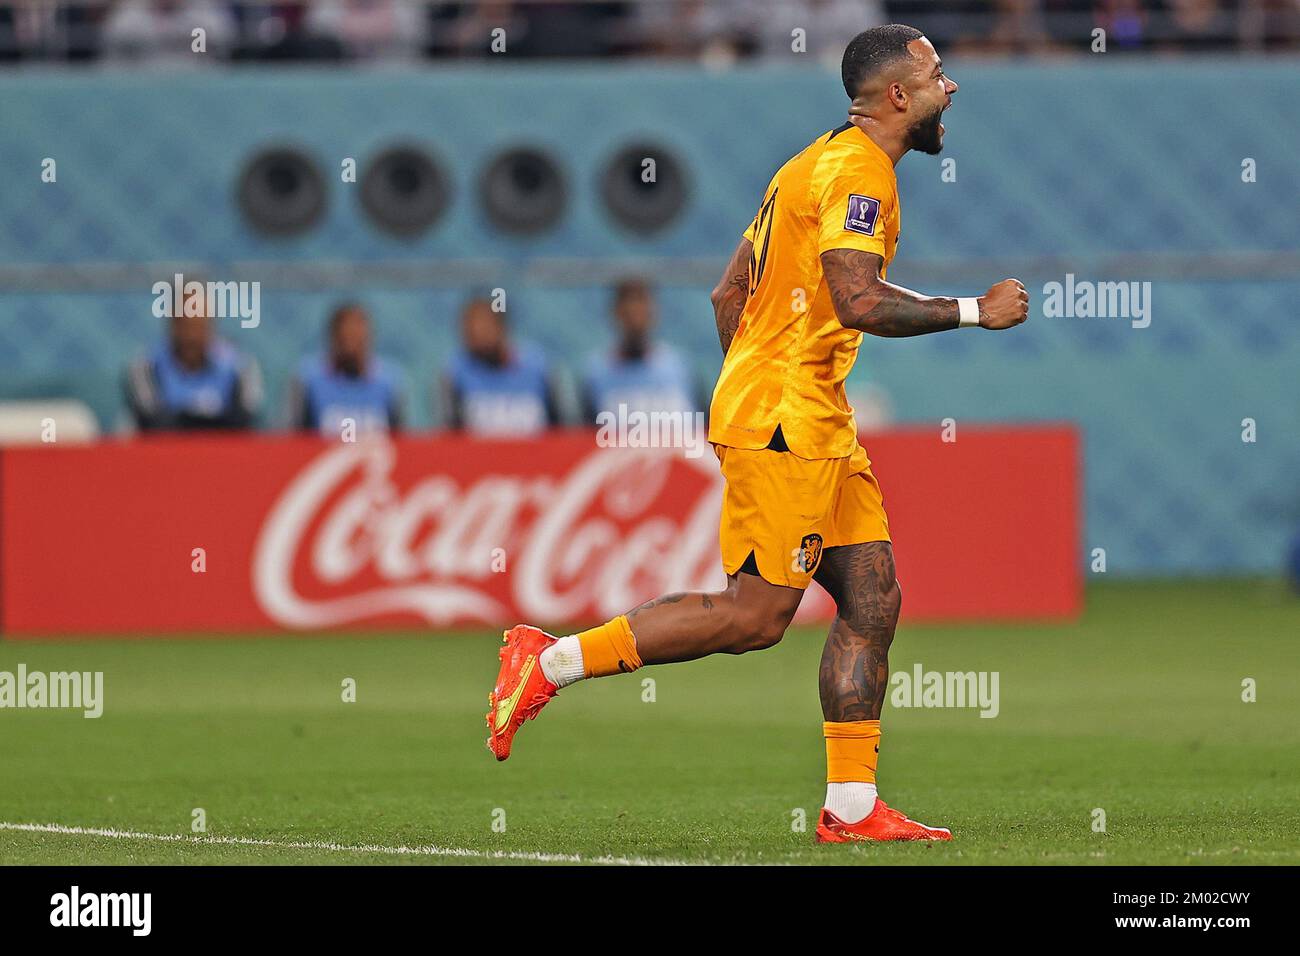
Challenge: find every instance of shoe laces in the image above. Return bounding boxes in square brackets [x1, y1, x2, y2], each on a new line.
[521, 686, 555, 721]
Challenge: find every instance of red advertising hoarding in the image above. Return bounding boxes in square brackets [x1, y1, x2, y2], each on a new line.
[0, 427, 1080, 637]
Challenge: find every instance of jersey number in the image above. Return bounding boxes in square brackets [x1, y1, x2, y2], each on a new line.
[748, 187, 778, 295]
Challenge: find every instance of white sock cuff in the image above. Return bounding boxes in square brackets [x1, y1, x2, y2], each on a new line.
[824, 782, 877, 825]
[539, 635, 585, 689]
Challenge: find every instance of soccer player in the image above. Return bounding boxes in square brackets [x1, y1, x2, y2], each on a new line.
[486, 24, 1029, 842]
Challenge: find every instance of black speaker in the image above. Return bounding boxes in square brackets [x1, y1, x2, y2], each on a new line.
[479, 146, 566, 235]
[359, 145, 451, 238]
[600, 142, 688, 234]
[237, 146, 327, 237]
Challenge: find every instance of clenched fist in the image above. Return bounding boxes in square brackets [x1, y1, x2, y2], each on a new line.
[978, 278, 1029, 330]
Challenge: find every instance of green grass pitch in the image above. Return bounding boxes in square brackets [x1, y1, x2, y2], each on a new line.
[1, 580, 1297, 866]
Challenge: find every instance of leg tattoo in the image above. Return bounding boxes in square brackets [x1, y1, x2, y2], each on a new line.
[814, 542, 901, 722]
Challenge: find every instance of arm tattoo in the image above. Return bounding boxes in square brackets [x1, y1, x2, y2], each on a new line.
[821, 248, 960, 338]
[711, 238, 753, 353]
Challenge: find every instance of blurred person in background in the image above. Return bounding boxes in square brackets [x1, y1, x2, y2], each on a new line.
[231, 1, 345, 60]
[124, 287, 263, 431]
[1256, 0, 1300, 51]
[0, 1, 108, 61]
[426, 1, 526, 58]
[581, 277, 700, 423]
[306, 0, 426, 60]
[427, 1, 626, 58]
[507, 1, 628, 57]
[1160, 0, 1237, 52]
[965, 0, 1056, 56]
[753, 0, 887, 62]
[104, 0, 236, 62]
[286, 302, 404, 436]
[631, 0, 752, 61]
[441, 295, 563, 435]
[1091, 0, 1151, 49]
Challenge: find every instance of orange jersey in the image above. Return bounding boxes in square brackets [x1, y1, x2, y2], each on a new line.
[708, 122, 900, 459]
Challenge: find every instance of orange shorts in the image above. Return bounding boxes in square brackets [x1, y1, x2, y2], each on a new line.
[715, 442, 890, 589]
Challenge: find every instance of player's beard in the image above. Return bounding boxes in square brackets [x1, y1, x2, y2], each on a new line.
[907, 104, 945, 155]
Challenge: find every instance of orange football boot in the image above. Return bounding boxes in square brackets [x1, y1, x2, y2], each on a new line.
[485, 625, 560, 761]
[815, 801, 953, 842]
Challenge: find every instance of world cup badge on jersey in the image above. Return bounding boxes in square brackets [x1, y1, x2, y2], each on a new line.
[844, 194, 881, 236]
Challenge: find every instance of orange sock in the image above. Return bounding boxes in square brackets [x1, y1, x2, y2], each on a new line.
[823, 720, 881, 783]
[575, 615, 642, 679]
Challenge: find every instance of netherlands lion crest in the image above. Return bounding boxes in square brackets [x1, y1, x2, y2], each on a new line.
[798, 533, 824, 574]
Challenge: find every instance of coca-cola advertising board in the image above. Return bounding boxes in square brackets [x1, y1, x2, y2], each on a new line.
[0, 427, 1079, 636]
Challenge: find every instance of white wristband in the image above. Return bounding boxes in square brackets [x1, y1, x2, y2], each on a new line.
[957, 297, 980, 328]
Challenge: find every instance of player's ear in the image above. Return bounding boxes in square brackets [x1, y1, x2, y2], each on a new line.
[889, 81, 908, 111]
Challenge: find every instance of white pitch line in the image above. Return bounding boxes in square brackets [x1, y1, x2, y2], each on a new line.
[0, 821, 705, 867]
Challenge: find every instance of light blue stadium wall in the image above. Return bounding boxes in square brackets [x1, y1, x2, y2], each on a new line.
[1, 61, 1297, 575]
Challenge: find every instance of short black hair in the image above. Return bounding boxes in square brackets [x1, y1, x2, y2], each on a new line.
[613, 276, 652, 307]
[841, 24, 925, 99]
[462, 294, 507, 324]
[328, 301, 368, 336]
